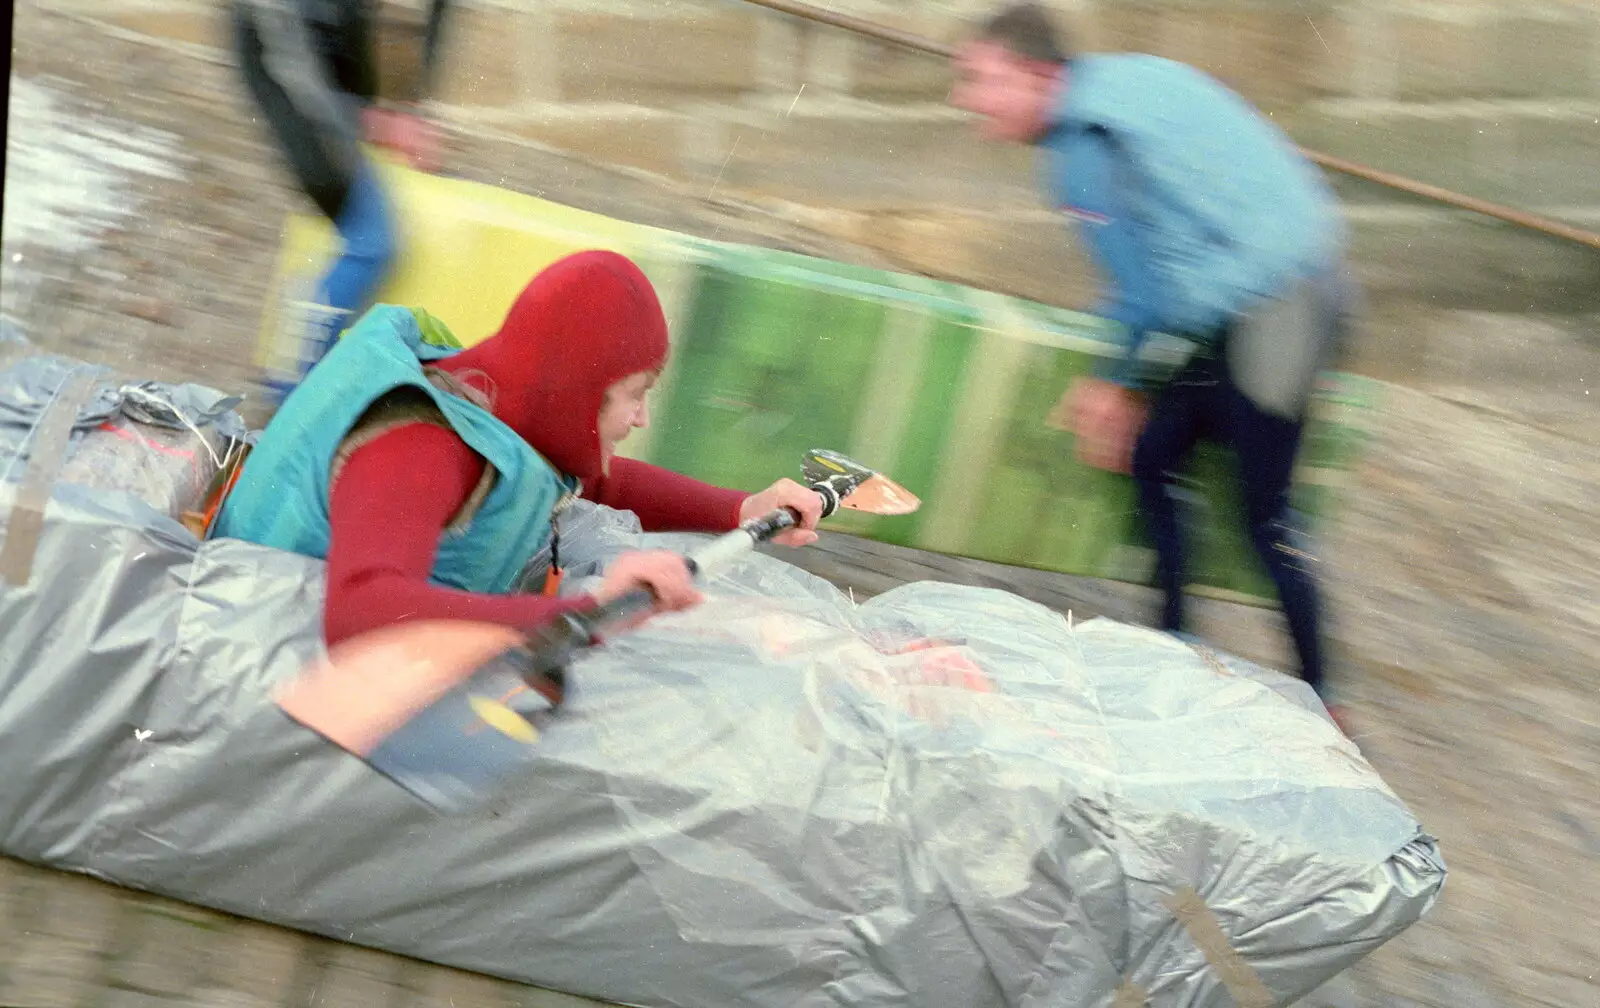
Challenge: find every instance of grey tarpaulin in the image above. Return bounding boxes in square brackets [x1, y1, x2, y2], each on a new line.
[0, 363, 1444, 1008]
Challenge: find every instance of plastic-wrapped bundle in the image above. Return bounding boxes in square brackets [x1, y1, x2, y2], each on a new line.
[53, 390, 233, 521]
[0, 473, 1443, 1008]
[0, 336, 246, 522]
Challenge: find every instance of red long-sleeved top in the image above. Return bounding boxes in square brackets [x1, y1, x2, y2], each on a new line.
[323, 422, 749, 646]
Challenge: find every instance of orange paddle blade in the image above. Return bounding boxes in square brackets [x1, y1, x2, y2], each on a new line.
[840, 473, 921, 516]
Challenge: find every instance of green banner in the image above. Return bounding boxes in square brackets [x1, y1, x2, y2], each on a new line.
[633, 240, 1374, 604]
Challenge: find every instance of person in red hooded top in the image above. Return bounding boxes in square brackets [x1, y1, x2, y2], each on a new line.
[214, 250, 823, 646]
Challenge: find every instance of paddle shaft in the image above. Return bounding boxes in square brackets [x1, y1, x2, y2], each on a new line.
[584, 507, 803, 626]
[516, 473, 860, 684]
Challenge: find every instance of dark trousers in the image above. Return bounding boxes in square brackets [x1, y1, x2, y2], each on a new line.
[1131, 345, 1326, 695]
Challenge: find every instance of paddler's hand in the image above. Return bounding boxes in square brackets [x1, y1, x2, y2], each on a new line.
[594, 550, 703, 623]
[740, 478, 823, 547]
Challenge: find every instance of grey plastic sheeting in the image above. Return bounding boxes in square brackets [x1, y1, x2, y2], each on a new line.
[0, 470, 1446, 1007]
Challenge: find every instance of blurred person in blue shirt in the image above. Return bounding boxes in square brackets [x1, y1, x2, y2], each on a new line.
[951, 3, 1356, 727]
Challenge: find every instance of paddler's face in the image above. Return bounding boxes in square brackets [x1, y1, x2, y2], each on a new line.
[598, 369, 658, 466]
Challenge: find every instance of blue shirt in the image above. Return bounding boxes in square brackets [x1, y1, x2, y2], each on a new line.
[1040, 54, 1344, 387]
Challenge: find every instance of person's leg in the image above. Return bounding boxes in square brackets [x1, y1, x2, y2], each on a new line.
[270, 165, 397, 400]
[233, 11, 395, 401]
[307, 160, 396, 345]
[263, 160, 398, 404]
[1221, 373, 1327, 696]
[1130, 359, 1213, 633]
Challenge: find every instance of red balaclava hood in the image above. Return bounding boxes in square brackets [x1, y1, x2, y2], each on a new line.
[436, 250, 669, 494]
